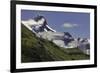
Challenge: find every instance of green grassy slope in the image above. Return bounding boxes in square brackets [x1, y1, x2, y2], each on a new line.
[21, 24, 90, 63]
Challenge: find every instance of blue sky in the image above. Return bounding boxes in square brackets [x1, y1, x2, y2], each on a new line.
[21, 10, 90, 38]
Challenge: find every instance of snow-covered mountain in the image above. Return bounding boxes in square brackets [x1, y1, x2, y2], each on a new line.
[21, 15, 90, 55]
[22, 16, 56, 33]
[77, 38, 90, 55]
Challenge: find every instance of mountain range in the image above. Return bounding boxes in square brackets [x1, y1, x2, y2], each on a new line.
[21, 15, 91, 63]
[22, 15, 90, 55]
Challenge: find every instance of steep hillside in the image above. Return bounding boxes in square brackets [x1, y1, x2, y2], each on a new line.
[21, 24, 90, 63]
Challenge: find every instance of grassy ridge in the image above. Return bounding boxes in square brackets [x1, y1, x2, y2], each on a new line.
[21, 24, 90, 63]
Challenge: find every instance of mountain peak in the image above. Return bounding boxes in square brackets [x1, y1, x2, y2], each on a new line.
[22, 15, 56, 33]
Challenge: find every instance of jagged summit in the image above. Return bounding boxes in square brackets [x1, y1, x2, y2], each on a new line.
[22, 15, 56, 33]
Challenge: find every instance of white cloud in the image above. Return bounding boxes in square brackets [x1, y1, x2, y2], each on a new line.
[63, 23, 78, 28]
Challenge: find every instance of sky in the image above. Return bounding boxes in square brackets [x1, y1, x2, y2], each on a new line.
[21, 10, 90, 38]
